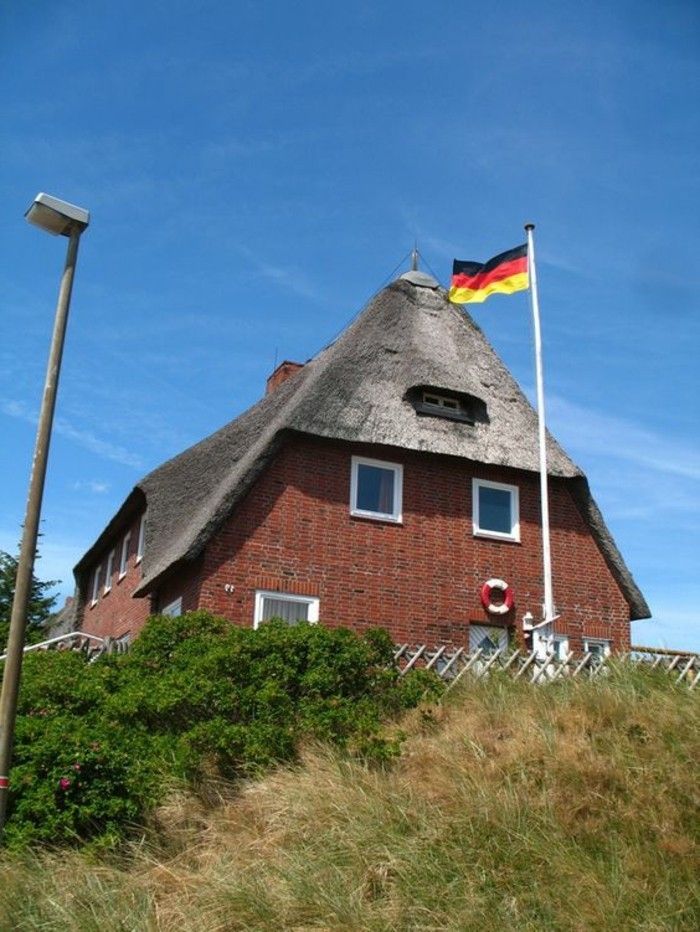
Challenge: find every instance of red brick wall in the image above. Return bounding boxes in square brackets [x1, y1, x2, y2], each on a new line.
[78, 435, 632, 651]
[155, 559, 203, 617]
[197, 436, 631, 651]
[79, 513, 151, 641]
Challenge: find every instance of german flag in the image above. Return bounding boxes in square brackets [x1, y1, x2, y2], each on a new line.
[449, 244, 528, 304]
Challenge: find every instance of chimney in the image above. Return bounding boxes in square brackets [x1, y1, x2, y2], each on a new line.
[265, 360, 304, 395]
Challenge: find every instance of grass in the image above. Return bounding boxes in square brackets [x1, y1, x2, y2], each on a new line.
[1, 665, 698, 930]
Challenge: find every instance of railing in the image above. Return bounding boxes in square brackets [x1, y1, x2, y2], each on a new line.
[3, 633, 698, 690]
[0, 631, 128, 664]
[393, 644, 700, 690]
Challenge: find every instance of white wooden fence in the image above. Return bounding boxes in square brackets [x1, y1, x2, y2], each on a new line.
[3, 633, 698, 690]
[0, 631, 128, 664]
[393, 644, 700, 690]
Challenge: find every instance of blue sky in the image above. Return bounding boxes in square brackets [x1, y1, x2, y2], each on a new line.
[1, 1, 698, 649]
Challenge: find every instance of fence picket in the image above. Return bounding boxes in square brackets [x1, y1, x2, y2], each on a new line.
[8, 632, 698, 691]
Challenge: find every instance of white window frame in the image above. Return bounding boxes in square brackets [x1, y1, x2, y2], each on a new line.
[104, 549, 115, 594]
[91, 565, 101, 605]
[469, 623, 509, 656]
[161, 597, 182, 618]
[119, 531, 131, 580]
[136, 514, 146, 564]
[552, 635, 570, 661]
[350, 455, 403, 523]
[583, 637, 611, 659]
[472, 478, 520, 542]
[422, 391, 460, 412]
[253, 590, 320, 629]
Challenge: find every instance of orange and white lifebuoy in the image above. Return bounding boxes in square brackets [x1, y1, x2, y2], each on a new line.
[480, 578, 515, 615]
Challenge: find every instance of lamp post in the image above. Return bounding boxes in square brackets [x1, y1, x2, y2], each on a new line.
[0, 193, 89, 838]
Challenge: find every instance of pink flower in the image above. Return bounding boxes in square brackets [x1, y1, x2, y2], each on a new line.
[73, 763, 81, 771]
[58, 777, 71, 791]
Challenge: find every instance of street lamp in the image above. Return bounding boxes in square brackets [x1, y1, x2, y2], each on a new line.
[0, 193, 89, 839]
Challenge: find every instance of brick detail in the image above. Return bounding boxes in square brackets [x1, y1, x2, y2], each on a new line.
[79, 513, 151, 641]
[265, 361, 304, 394]
[197, 436, 631, 652]
[79, 435, 632, 652]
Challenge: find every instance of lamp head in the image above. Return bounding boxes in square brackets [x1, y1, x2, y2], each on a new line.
[25, 193, 90, 236]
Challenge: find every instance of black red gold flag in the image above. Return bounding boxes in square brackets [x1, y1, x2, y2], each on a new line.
[449, 244, 528, 304]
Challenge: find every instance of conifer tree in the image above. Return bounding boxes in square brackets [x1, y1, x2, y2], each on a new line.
[0, 550, 58, 653]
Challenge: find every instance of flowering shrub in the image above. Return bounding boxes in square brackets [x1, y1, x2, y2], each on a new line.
[3, 613, 441, 848]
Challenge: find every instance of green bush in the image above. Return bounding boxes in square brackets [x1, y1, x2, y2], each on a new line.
[3, 613, 441, 848]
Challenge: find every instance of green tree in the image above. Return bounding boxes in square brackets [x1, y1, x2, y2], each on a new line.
[0, 550, 58, 654]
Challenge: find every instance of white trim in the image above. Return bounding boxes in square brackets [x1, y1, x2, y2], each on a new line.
[422, 391, 460, 412]
[135, 514, 146, 564]
[350, 455, 403, 523]
[91, 564, 101, 605]
[253, 590, 320, 629]
[469, 624, 509, 655]
[552, 635, 570, 661]
[118, 530, 131, 580]
[161, 596, 182, 617]
[583, 637, 611, 658]
[103, 549, 115, 594]
[472, 478, 520, 542]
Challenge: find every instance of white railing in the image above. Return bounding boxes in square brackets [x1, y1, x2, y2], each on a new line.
[3, 633, 697, 690]
[0, 631, 128, 663]
[393, 644, 700, 690]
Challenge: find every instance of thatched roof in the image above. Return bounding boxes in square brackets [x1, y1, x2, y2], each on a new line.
[75, 273, 649, 619]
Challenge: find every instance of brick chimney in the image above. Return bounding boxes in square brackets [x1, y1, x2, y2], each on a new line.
[265, 360, 304, 395]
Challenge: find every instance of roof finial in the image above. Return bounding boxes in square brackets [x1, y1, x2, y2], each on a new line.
[410, 241, 419, 271]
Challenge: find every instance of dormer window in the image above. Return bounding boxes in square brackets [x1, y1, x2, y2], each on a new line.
[422, 391, 460, 412]
[407, 385, 481, 424]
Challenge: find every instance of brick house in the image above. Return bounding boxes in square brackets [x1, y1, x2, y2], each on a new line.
[74, 270, 649, 656]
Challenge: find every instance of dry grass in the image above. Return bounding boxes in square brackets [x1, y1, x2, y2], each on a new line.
[1, 667, 698, 930]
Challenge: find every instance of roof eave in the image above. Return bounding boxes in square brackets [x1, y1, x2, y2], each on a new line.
[73, 487, 146, 584]
[569, 477, 651, 621]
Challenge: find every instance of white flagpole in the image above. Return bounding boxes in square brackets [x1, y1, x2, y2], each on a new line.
[525, 223, 555, 623]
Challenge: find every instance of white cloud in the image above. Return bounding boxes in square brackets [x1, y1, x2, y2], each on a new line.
[546, 395, 700, 482]
[72, 480, 110, 494]
[236, 246, 326, 303]
[1, 399, 144, 470]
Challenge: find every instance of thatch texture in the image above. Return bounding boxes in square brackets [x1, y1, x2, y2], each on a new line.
[75, 275, 649, 619]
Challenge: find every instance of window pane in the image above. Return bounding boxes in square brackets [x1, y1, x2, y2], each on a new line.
[162, 598, 182, 617]
[479, 486, 512, 534]
[262, 597, 309, 625]
[470, 625, 507, 654]
[357, 464, 394, 514]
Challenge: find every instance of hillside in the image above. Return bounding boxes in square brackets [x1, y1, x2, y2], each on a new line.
[1, 665, 698, 930]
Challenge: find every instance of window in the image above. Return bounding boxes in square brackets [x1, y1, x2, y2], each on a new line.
[104, 549, 115, 594]
[552, 636, 570, 661]
[119, 531, 131, 579]
[408, 385, 477, 423]
[472, 479, 520, 542]
[161, 597, 182, 617]
[422, 391, 460, 412]
[469, 624, 508, 656]
[136, 515, 146, 564]
[91, 565, 101, 605]
[254, 591, 320, 629]
[583, 638, 611, 663]
[350, 456, 403, 523]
